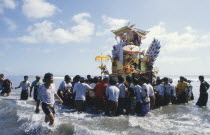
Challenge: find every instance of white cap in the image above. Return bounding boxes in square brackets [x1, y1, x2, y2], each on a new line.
[103, 75, 109, 79]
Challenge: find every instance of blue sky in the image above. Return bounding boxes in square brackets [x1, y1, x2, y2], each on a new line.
[0, 0, 210, 77]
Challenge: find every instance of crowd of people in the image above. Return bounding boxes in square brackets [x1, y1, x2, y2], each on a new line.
[0, 73, 209, 126]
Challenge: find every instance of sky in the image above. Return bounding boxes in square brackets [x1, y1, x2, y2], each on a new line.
[0, 0, 210, 77]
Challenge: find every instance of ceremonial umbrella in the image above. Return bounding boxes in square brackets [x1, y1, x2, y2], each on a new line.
[95, 55, 109, 61]
[122, 45, 140, 54]
[95, 54, 110, 76]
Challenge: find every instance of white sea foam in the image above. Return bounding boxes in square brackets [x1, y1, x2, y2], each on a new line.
[74, 123, 126, 135]
[54, 77, 64, 79]
[16, 100, 35, 108]
[128, 109, 210, 135]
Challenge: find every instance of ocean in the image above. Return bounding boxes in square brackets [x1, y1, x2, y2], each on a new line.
[0, 75, 210, 135]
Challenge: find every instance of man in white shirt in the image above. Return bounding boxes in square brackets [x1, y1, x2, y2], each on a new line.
[106, 78, 120, 116]
[58, 75, 72, 106]
[89, 77, 98, 89]
[57, 75, 72, 99]
[116, 76, 127, 115]
[15, 76, 31, 100]
[169, 78, 177, 104]
[187, 80, 194, 101]
[35, 73, 63, 126]
[73, 77, 93, 112]
[146, 79, 155, 110]
[88, 76, 98, 108]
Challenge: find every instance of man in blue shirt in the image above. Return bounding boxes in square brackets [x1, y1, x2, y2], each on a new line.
[30, 75, 43, 101]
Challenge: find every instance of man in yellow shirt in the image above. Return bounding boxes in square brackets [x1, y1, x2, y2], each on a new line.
[176, 76, 188, 104]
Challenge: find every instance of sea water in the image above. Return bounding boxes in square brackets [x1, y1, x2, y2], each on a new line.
[0, 75, 210, 135]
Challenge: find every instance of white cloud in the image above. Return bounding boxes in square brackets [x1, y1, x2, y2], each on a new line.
[143, 22, 210, 52]
[18, 13, 95, 44]
[70, 13, 95, 41]
[0, 0, 16, 13]
[22, 0, 58, 19]
[3, 0, 16, 9]
[3, 17, 17, 31]
[18, 36, 38, 43]
[102, 15, 129, 29]
[96, 15, 129, 36]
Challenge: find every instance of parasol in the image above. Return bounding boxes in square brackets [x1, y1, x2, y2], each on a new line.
[122, 45, 140, 54]
[95, 54, 110, 76]
[95, 55, 109, 61]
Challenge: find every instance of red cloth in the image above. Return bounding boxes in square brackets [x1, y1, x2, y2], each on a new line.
[94, 82, 108, 99]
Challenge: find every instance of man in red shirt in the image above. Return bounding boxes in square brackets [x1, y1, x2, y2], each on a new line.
[94, 75, 109, 112]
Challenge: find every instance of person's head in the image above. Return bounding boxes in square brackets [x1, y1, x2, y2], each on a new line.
[169, 78, 173, 84]
[85, 79, 89, 84]
[24, 76, 28, 81]
[133, 78, 139, 85]
[93, 76, 98, 83]
[0, 74, 4, 81]
[199, 75, 204, 82]
[187, 80, 192, 84]
[87, 75, 91, 80]
[36, 75, 41, 82]
[98, 76, 102, 82]
[43, 73, 53, 84]
[113, 45, 116, 50]
[126, 75, 133, 83]
[163, 77, 169, 84]
[80, 77, 85, 83]
[118, 75, 124, 83]
[64, 75, 71, 83]
[74, 75, 81, 82]
[109, 78, 116, 85]
[140, 77, 147, 85]
[180, 76, 185, 82]
[103, 75, 109, 83]
[156, 79, 162, 85]
[146, 78, 150, 84]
